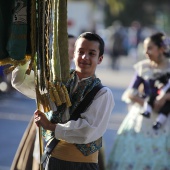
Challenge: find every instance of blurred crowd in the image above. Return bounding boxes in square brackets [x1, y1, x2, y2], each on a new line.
[0, 21, 167, 95]
[98, 20, 164, 70]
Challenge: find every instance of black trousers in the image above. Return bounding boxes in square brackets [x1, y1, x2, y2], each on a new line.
[45, 156, 99, 170]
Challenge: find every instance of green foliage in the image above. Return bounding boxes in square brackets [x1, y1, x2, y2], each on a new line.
[106, 0, 124, 15]
[105, 0, 170, 28]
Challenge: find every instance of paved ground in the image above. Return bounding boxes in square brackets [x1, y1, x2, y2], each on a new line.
[96, 54, 135, 89]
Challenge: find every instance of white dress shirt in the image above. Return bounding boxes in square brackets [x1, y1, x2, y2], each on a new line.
[11, 63, 115, 144]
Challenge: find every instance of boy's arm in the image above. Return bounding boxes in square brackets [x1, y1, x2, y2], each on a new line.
[53, 87, 114, 144]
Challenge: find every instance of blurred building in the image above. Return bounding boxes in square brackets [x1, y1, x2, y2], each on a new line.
[67, 1, 105, 36]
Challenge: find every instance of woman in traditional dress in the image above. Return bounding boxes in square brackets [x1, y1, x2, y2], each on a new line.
[107, 32, 170, 170]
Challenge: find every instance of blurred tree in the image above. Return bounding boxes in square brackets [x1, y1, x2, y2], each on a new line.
[68, 0, 170, 34]
[105, 0, 124, 15]
[104, 0, 170, 29]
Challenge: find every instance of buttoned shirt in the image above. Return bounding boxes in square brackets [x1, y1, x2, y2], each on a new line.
[11, 63, 114, 144]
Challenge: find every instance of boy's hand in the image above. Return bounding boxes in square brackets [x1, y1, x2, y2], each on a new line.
[34, 109, 56, 131]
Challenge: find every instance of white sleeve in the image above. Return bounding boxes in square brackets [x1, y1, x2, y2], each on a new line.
[11, 62, 36, 99]
[54, 86, 115, 144]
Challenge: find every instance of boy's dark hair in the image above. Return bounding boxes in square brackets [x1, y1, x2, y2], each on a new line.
[77, 32, 105, 56]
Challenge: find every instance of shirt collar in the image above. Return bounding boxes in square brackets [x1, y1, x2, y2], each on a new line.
[76, 74, 92, 83]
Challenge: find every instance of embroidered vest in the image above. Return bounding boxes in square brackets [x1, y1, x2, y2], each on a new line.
[42, 71, 103, 156]
[76, 137, 102, 156]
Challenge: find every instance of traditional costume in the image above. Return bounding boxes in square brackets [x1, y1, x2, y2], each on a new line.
[11, 63, 114, 169]
[107, 59, 170, 170]
[141, 72, 170, 129]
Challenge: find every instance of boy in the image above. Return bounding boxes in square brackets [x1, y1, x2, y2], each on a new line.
[12, 32, 114, 170]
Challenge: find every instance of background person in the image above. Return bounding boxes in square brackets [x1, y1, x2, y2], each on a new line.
[107, 32, 170, 170]
[68, 34, 76, 69]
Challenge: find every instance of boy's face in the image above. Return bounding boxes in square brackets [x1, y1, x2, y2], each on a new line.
[74, 37, 103, 79]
